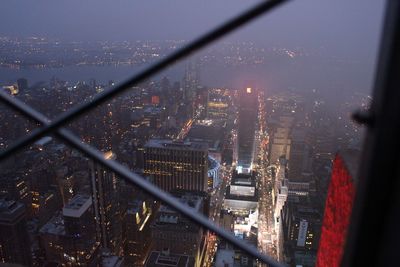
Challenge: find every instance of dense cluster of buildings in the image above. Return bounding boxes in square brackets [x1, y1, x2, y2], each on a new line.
[0, 64, 363, 267]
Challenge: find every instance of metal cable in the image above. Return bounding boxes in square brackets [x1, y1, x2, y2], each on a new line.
[0, 91, 286, 267]
[0, 0, 289, 161]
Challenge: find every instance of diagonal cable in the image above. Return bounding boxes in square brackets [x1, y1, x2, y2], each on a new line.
[0, 90, 286, 267]
[0, 0, 289, 161]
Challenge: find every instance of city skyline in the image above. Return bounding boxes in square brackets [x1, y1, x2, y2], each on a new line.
[0, 1, 389, 267]
[0, 0, 384, 60]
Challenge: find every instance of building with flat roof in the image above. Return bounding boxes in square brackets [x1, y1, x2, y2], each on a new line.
[150, 193, 207, 267]
[185, 119, 226, 162]
[145, 250, 194, 267]
[124, 199, 154, 266]
[39, 194, 100, 267]
[144, 139, 208, 192]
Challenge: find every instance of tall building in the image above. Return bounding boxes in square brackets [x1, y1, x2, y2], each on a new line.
[182, 60, 200, 103]
[237, 87, 258, 173]
[149, 193, 207, 267]
[144, 139, 208, 193]
[39, 195, 100, 267]
[223, 171, 258, 215]
[281, 202, 322, 266]
[124, 199, 154, 266]
[62, 195, 100, 266]
[268, 116, 294, 165]
[0, 174, 31, 215]
[0, 199, 32, 266]
[90, 151, 124, 256]
[207, 88, 230, 120]
[288, 126, 313, 182]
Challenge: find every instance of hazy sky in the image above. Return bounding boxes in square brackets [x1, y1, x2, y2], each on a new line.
[1, 0, 385, 56]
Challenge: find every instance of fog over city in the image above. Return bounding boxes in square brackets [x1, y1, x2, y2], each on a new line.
[0, 1, 388, 267]
[0, 1, 386, 103]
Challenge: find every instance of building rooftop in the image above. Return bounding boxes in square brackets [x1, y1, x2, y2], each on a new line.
[225, 186, 258, 202]
[62, 194, 92, 218]
[102, 255, 124, 267]
[215, 248, 235, 267]
[159, 194, 203, 215]
[153, 193, 204, 232]
[231, 171, 256, 186]
[39, 214, 65, 236]
[185, 120, 225, 150]
[145, 251, 194, 267]
[145, 139, 208, 151]
[0, 199, 25, 224]
[0, 199, 23, 214]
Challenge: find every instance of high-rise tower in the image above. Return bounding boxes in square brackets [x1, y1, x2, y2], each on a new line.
[90, 151, 124, 256]
[237, 87, 258, 173]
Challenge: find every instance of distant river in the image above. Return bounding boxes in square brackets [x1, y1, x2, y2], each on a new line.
[0, 57, 372, 99]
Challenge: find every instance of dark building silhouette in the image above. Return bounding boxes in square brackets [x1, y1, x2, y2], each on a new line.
[90, 152, 124, 256]
[281, 202, 322, 266]
[124, 198, 154, 266]
[149, 193, 207, 267]
[0, 173, 31, 215]
[17, 78, 28, 92]
[39, 195, 100, 266]
[288, 126, 313, 182]
[0, 199, 32, 266]
[237, 87, 258, 173]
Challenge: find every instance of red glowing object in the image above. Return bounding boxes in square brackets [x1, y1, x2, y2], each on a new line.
[151, 95, 160, 105]
[316, 153, 356, 267]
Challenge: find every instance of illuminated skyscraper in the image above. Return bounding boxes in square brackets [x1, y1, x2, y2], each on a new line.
[207, 88, 230, 120]
[144, 139, 208, 193]
[90, 151, 124, 256]
[124, 198, 154, 266]
[237, 87, 258, 173]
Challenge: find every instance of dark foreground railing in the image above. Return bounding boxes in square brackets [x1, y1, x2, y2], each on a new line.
[0, 0, 291, 266]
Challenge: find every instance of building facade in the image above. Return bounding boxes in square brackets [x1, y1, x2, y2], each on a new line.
[0, 199, 32, 266]
[237, 87, 258, 173]
[144, 139, 208, 193]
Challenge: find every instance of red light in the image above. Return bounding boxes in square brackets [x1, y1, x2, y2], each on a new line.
[316, 154, 356, 267]
[151, 95, 160, 105]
